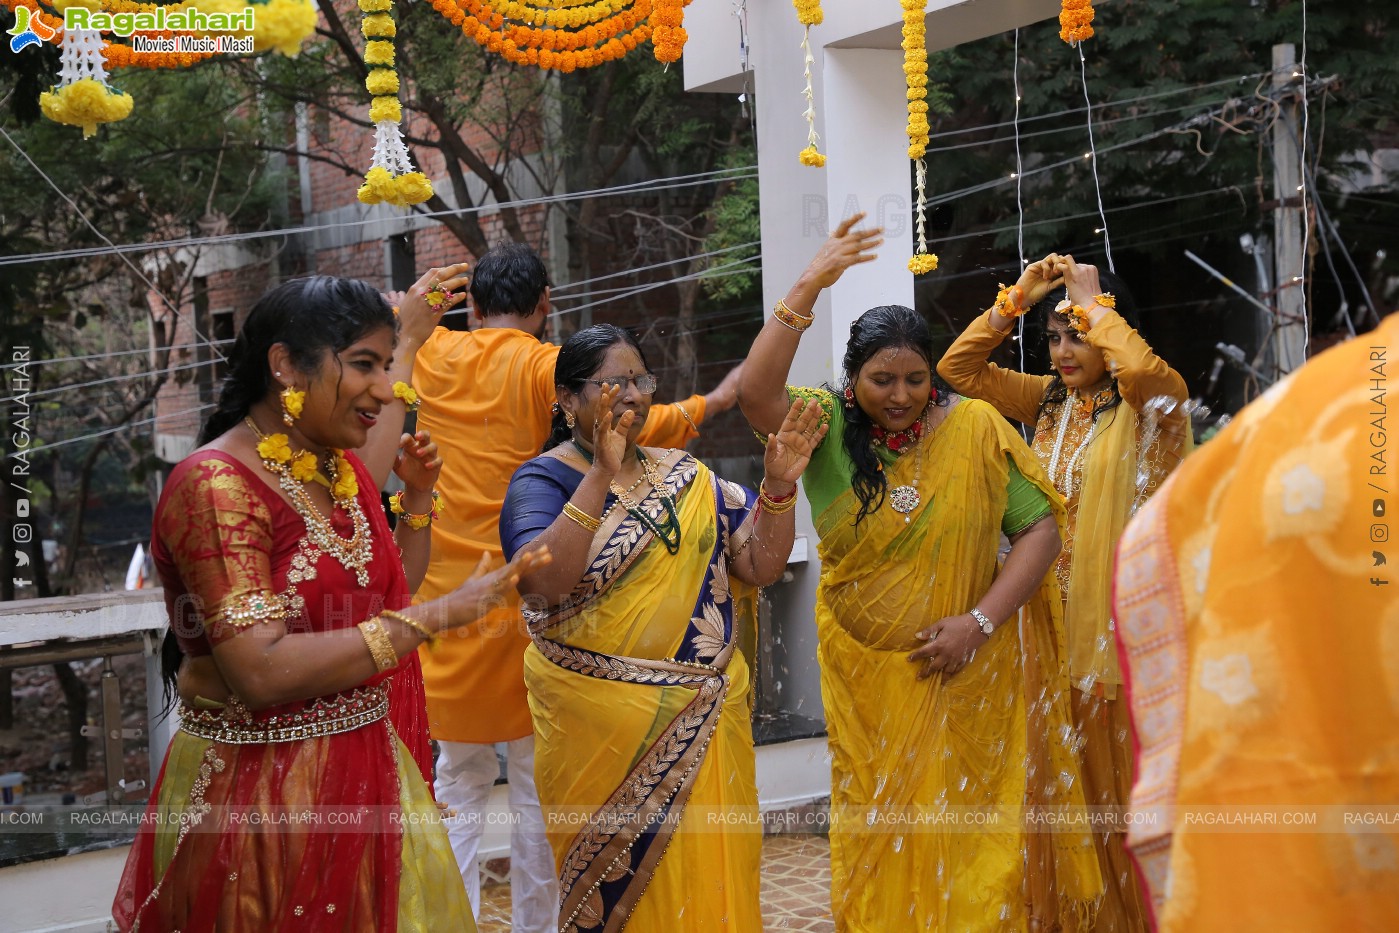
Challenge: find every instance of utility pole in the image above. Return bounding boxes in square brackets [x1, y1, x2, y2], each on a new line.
[1270, 43, 1307, 376]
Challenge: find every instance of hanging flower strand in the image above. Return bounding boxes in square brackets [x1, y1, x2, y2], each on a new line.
[901, 0, 936, 274]
[39, 1, 134, 138]
[358, 0, 433, 207]
[1059, 0, 1094, 45]
[793, 0, 824, 166]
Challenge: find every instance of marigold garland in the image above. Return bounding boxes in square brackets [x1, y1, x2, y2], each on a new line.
[433, 0, 687, 71]
[357, 0, 433, 207]
[901, 0, 937, 274]
[1059, 0, 1094, 45]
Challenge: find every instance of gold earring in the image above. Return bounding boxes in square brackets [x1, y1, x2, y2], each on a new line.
[564, 410, 576, 429]
[280, 385, 305, 427]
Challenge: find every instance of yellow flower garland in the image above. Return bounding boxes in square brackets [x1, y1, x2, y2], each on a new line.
[432, 0, 686, 71]
[357, 0, 433, 207]
[40, 79, 133, 138]
[901, 0, 937, 275]
[255, 431, 360, 500]
[1059, 0, 1094, 45]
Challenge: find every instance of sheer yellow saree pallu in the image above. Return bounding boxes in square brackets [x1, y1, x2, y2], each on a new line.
[813, 399, 1102, 932]
[523, 452, 763, 932]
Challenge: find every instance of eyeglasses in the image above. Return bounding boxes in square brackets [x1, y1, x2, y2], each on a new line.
[586, 374, 658, 395]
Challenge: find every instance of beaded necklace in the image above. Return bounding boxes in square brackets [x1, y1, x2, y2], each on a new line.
[572, 441, 682, 554]
[245, 418, 373, 586]
[1042, 385, 1115, 501]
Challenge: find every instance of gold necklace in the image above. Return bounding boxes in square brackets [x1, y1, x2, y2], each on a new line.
[888, 408, 931, 523]
[245, 418, 373, 586]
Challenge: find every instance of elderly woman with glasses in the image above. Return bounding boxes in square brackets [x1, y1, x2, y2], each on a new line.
[498, 324, 825, 930]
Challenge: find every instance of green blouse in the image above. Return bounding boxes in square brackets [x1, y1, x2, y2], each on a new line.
[786, 386, 1051, 535]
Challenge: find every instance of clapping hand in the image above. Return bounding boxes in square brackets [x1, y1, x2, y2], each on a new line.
[446, 546, 553, 626]
[762, 398, 827, 492]
[393, 430, 442, 496]
[588, 382, 636, 478]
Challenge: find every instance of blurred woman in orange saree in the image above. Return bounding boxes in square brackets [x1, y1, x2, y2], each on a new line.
[1114, 313, 1399, 930]
[112, 276, 545, 931]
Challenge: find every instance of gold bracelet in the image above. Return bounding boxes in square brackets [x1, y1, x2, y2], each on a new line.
[562, 501, 603, 532]
[390, 489, 440, 530]
[773, 298, 814, 333]
[673, 401, 700, 434]
[381, 608, 439, 649]
[758, 480, 799, 515]
[357, 619, 399, 673]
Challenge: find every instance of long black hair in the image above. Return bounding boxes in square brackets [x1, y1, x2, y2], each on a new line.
[161, 276, 396, 710]
[544, 324, 651, 451]
[837, 305, 951, 526]
[1022, 269, 1139, 428]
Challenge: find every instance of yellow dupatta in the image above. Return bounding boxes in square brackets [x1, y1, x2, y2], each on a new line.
[813, 399, 1101, 932]
[523, 453, 762, 932]
[1069, 395, 1193, 694]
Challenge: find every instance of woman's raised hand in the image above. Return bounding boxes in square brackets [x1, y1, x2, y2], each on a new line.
[1015, 253, 1066, 307]
[397, 261, 471, 344]
[589, 383, 634, 478]
[1061, 256, 1103, 309]
[801, 213, 883, 291]
[762, 398, 828, 491]
[444, 546, 553, 628]
[393, 429, 442, 495]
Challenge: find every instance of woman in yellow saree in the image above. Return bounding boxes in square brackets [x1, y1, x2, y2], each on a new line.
[500, 324, 825, 931]
[939, 255, 1192, 931]
[739, 217, 1103, 931]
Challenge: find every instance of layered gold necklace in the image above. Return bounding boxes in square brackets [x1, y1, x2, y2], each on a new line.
[245, 417, 373, 586]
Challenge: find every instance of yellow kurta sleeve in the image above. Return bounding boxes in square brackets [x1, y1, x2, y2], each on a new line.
[639, 393, 706, 447]
[938, 310, 1051, 426]
[1085, 309, 1189, 410]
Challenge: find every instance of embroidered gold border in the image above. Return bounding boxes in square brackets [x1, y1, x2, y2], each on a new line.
[178, 685, 389, 744]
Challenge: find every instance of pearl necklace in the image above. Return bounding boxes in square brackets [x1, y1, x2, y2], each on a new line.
[246, 418, 373, 586]
[1044, 388, 1111, 501]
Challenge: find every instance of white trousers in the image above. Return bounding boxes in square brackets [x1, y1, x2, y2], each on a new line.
[434, 736, 559, 933]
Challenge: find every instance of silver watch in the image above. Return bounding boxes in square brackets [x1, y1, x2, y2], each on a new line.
[969, 608, 994, 635]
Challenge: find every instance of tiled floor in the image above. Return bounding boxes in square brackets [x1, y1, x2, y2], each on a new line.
[477, 834, 834, 931]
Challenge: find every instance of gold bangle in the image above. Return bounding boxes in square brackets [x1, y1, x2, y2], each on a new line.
[381, 608, 438, 649]
[390, 489, 440, 530]
[674, 401, 700, 434]
[758, 480, 799, 515]
[357, 619, 399, 673]
[773, 298, 814, 333]
[562, 501, 603, 532]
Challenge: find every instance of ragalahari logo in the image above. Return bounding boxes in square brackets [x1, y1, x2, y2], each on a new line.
[8, 6, 57, 53]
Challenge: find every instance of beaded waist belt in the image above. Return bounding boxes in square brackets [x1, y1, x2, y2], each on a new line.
[178, 684, 389, 744]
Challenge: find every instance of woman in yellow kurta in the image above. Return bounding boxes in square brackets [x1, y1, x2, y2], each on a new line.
[938, 255, 1191, 932]
[740, 217, 1102, 931]
[500, 324, 825, 931]
[1114, 312, 1399, 929]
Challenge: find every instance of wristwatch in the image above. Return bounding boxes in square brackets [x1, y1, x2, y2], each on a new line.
[968, 608, 994, 636]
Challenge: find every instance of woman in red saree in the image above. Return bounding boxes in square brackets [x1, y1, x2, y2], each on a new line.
[112, 275, 547, 931]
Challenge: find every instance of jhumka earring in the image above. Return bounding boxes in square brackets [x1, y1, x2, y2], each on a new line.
[280, 385, 306, 427]
[842, 386, 855, 409]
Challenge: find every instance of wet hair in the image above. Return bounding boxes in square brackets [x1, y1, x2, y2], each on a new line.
[469, 242, 551, 319]
[161, 276, 395, 710]
[836, 305, 951, 526]
[1024, 269, 1140, 428]
[544, 324, 652, 451]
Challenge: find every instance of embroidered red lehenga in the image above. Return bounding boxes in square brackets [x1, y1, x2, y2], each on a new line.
[111, 452, 469, 932]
